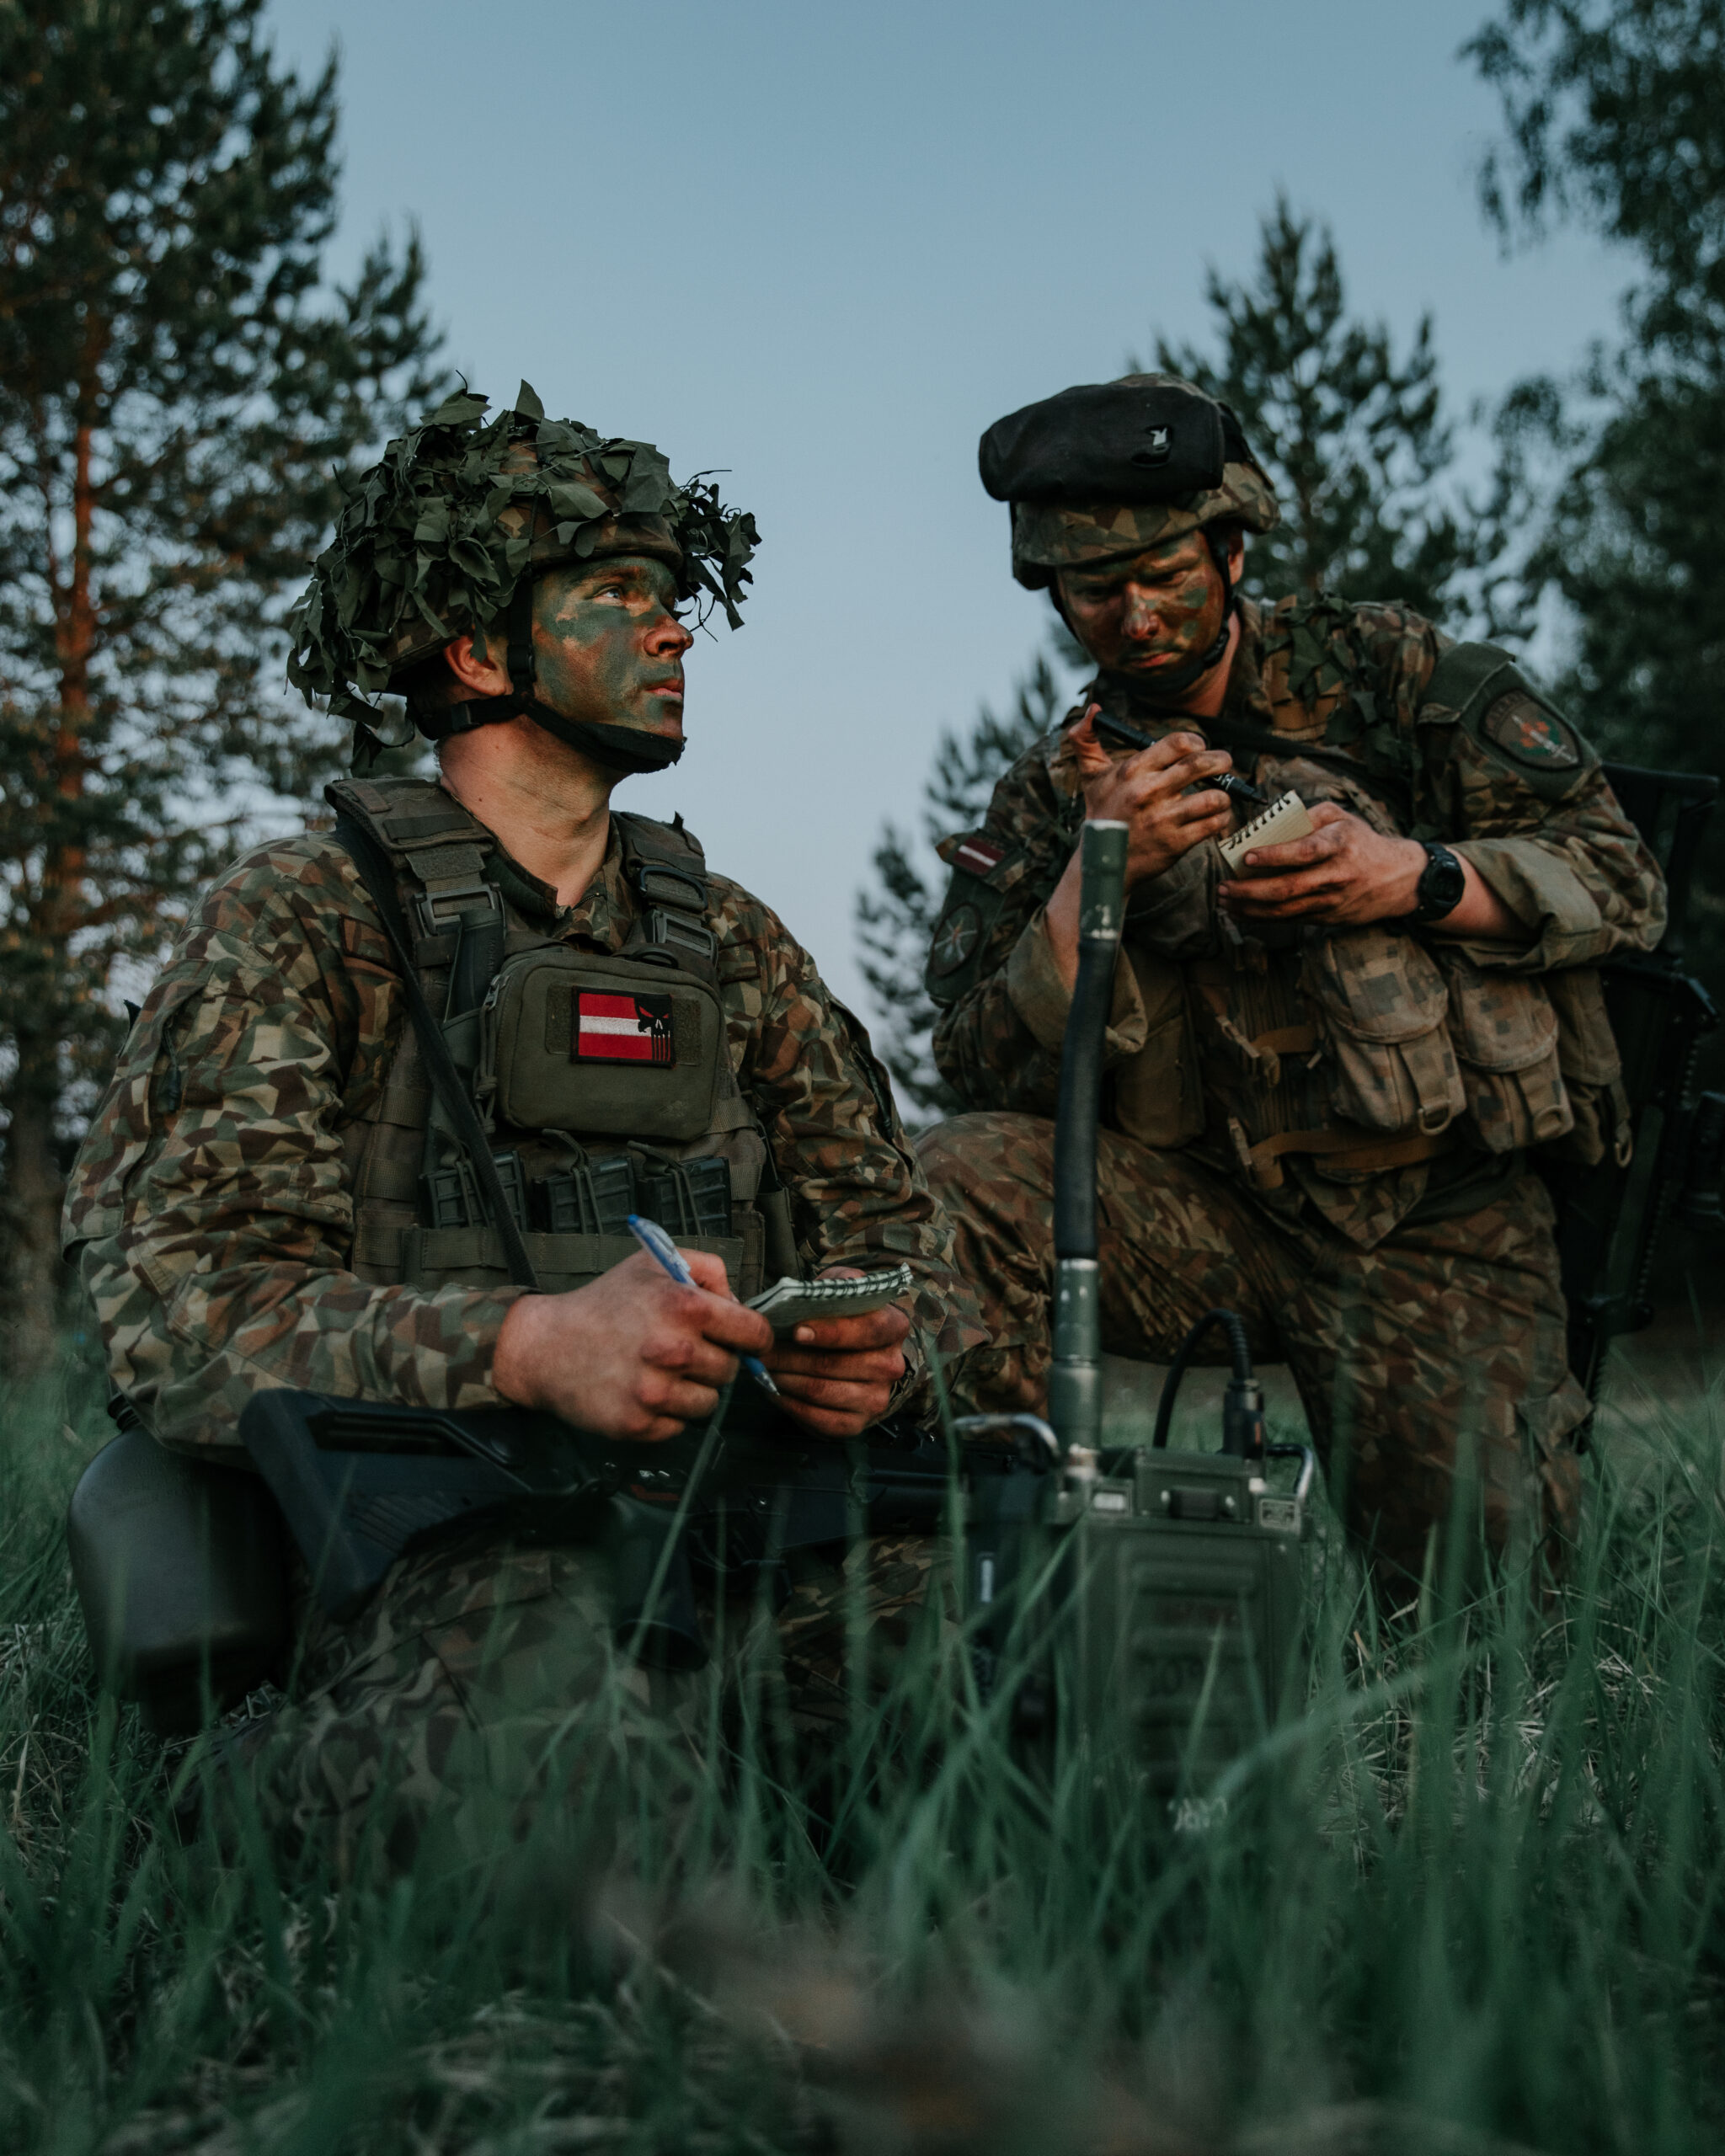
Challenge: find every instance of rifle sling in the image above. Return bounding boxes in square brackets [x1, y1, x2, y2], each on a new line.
[334, 813, 541, 1293]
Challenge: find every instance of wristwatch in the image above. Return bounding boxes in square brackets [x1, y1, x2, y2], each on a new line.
[1406, 841, 1467, 926]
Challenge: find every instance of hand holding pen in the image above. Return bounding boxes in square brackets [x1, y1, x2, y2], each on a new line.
[628, 1214, 781, 1401]
[490, 1230, 773, 1444]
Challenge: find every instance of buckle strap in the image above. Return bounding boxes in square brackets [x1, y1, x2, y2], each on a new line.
[1252, 1023, 1319, 1056]
[647, 909, 716, 962]
[1230, 1118, 1457, 1192]
[633, 860, 708, 914]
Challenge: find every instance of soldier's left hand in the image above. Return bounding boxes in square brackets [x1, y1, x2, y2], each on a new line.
[1217, 803, 1426, 924]
[764, 1267, 911, 1439]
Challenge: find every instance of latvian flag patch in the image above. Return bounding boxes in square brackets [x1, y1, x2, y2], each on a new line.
[953, 834, 1004, 878]
[575, 990, 675, 1065]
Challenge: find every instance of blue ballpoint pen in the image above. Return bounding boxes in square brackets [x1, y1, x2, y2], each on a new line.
[627, 1214, 781, 1401]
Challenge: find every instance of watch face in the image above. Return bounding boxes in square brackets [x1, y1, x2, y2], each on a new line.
[1420, 847, 1467, 916]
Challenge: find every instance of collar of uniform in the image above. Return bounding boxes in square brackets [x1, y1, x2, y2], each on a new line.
[482, 817, 635, 950]
[1084, 596, 1273, 736]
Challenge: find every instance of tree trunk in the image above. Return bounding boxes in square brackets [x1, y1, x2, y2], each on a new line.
[3, 1035, 65, 1380]
[4, 380, 98, 1383]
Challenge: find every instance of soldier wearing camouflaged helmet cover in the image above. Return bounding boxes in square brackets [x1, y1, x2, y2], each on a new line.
[918, 371, 1668, 1582]
[64, 384, 992, 1868]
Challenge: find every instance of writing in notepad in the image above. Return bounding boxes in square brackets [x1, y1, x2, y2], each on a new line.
[1218, 791, 1316, 875]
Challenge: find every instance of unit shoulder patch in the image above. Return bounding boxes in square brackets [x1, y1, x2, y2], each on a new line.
[928, 903, 984, 979]
[1481, 690, 1582, 771]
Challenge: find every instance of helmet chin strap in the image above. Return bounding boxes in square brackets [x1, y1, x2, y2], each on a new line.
[416, 578, 686, 776]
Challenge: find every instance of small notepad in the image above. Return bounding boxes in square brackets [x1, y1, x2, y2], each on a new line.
[746, 1264, 915, 1335]
[1217, 791, 1316, 875]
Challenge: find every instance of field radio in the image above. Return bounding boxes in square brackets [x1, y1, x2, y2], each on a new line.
[957, 821, 1315, 1793]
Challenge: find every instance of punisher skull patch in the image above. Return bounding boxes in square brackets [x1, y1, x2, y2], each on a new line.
[929, 903, 983, 978]
[575, 990, 675, 1064]
[1482, 690, 1581, 771]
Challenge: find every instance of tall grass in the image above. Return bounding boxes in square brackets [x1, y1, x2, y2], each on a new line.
[3, 1358, 1723, 2155]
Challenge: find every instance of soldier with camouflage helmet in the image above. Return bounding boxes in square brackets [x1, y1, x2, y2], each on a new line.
[63, 383, 991, 1865]
[918, 371, 1668, 1581]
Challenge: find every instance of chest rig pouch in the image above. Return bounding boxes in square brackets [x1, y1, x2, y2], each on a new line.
[480, 943, 727, 1142]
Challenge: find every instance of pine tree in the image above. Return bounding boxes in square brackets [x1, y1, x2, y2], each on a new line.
[855, 655, 1074, 1118]
[0, 0, 447, 1373]
[1151, 195, 1503, 622]
[1466, 1, 1725, 980]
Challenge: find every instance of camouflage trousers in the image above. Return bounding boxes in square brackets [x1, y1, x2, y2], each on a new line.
[241, 1523, 942, 1881]
[917, 1113, 1590, 1582]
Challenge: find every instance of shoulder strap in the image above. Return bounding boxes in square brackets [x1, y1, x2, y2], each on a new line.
[328, 774, 510, 1016]
[1420, 641, 1518, 726]
[326, 776, 505, 934]
[331, 811, 540, 1293]
[612, 809, 719, 979]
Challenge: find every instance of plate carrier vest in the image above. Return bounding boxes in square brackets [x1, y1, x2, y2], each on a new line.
[328, 776, 795, 1300]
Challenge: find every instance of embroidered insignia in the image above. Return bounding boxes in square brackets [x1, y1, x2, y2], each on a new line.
[1481, 691, 1580, 771]
[574, 990, 675, 1065]
[953, 835, 1004, 878]
[929, 903, 982, 978]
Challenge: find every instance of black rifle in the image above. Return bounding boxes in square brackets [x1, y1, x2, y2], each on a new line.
[238, 1386, 954, 1662]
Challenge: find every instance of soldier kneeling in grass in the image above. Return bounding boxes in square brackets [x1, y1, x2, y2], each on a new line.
[64, 385, 991, 1870]
[919, 374, 1669, 1585]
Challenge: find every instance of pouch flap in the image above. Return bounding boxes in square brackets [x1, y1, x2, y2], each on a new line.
[1440, 956, 1561, 1074]
[1302, 929, 1450, 1045]
[486, 948, 725, 1142]
[1541, 967, 1623, 1088]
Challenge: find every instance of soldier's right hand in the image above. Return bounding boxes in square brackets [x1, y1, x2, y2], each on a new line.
[1069, 710, 1236, 883]
[490, 1247, 774, 1442]
[1046, 712, 1235, 987]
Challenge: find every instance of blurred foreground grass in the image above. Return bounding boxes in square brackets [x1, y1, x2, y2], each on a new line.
[3, 1348, 1725, 2156]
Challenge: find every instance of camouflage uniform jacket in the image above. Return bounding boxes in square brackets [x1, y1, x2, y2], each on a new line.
[66, 800, 980, 1457]
[927, 594, 1668, 1248]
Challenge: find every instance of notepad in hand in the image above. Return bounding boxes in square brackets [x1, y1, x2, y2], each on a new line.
[1218, 790, 1316, 875]
[746, 1265, 914, 1335]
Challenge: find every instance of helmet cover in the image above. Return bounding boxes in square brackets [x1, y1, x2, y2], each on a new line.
[287, 382, 759, 719]
[980, 373, 1278, 590]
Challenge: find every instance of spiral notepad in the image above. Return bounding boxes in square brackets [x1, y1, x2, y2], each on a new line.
[1218, 790, 1316, 875]
[747, 1264, 914, 1335]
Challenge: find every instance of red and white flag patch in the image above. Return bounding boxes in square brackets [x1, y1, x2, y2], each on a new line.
[575, 990, 675, 1065]
[953, 834, 1004, 878]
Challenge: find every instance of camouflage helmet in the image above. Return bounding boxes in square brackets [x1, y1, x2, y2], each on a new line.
[287, 382, 758, 769]
[979, 372, 1278, 591]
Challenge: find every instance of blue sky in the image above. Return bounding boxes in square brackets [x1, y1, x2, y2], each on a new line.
[264, 0, 1623, 1017]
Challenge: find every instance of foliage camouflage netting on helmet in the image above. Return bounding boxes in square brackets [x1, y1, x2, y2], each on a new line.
[287, 382, 759, 722]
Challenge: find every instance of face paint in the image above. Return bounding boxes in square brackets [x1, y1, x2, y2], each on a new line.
[530, 556, 695, 744]
[1058, 531, 1227, 680]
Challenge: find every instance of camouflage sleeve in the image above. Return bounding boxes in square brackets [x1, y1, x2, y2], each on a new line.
[708, 876, 992, 1400]
[61, 836, 528, 1460]
[1347, 605, 1670, 972]
[925, 739, 1156, 1113]
[1444, 749, 1666, 973]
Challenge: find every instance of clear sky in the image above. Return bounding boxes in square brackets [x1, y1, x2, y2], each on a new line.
[264, 0, 1623, 1018]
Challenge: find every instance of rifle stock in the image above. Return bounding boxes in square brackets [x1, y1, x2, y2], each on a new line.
[237, 1389, 955, 1623]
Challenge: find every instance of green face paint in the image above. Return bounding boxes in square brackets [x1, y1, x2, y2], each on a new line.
[1058, 530, 1227, 680]
[530, 556, 694, 746]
